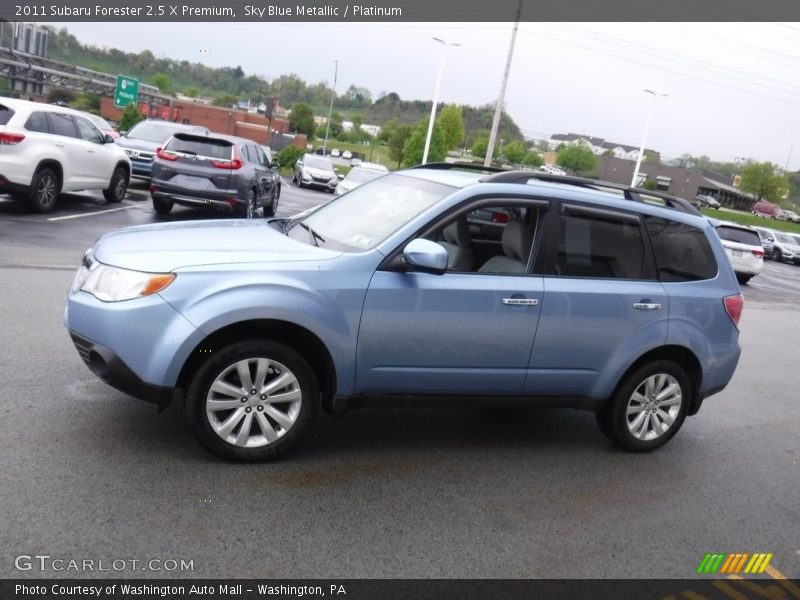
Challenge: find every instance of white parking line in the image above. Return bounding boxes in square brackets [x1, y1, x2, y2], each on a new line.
[46, 205, 136, 221]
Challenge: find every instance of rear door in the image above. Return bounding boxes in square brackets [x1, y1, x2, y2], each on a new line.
[154, 134, 235, 198]
[527, 203, 668, 398]
[74, 115, 116, 186]
[44, 112, 87, 189]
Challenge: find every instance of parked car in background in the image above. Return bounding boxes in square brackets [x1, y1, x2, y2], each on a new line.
[713, 222, 764, 284]
[693, 194, 721, 209]
[350, 157, 363, 168]
[334, 162, 389, 196]
[539, 164, 567, 175]
[65, 165, 743, 461]
[752, 200, 780, 218]
[330, 149, 341, 158]
[258, 145, 282, 204]
[292, 154, 338, 192]
[775, 209, 800, 223]
[116, 120, 209, 180]
[342, 150, 352, 160]
[150, 132, 280, 217]
[0, 97, 130, 212]
[84, 113, 119, 139]
[751, 226, 775, 259]
[768, 229, 800, 263]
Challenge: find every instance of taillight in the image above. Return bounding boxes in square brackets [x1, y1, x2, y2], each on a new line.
[156, 147, 178, 161]
[149, 185, 158, 194]
[752, 248, 764, 258]
[490, 211, 509, 223]
[0, 132, 25, 145]
[724, 294, 744, 329]
[211, 158, 243, 170]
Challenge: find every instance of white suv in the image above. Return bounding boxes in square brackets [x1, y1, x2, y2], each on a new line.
[0, 97, 131, 212]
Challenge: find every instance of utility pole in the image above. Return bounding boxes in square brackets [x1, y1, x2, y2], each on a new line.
[484, 0, 522, 168]
[422, 37, 459, 165]
[322, 60, 338, 156]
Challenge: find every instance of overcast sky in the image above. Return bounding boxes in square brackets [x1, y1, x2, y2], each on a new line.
[52, 22, 800, 169]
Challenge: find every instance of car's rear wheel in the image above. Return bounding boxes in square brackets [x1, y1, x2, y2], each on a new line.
[246, 189, 256, 219]
[103, 167, 129, 203]
[28, 167, 59, 213]
[186, 341, 317, 461]
[597, 360, 689, 452]
[153, 197, 173, 215]
[736, 273, 753, 285]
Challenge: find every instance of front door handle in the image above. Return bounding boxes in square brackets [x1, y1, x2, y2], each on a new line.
[633, 302, 662, 311]
[502, 298, 538, 306]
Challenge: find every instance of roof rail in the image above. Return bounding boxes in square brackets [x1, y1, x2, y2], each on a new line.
[410, 162, 506, 174]
[480, 170, 701, 216]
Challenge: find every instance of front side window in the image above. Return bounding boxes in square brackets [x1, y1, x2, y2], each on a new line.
[551, 209, 646, 280]
[646, 217, 717, 282]
[290, 173, 453, 252]
[75, 116, 104, 143]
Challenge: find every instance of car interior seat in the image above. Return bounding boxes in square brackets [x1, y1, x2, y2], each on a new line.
[478, 220, 533, 273]
[438, 219, 474, 271]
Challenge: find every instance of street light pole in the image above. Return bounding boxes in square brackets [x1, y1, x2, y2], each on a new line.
[322, 60, 338, 156]
[422, 37, 459, 165]
[630, 89, 667, 187]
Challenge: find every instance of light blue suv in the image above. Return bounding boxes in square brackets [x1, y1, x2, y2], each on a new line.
[64, 166, 743, 461]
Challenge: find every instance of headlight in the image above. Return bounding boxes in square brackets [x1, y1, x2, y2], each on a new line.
[72, 250, 175, 302]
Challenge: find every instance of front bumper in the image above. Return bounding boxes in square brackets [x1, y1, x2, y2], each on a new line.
[70, 332, 173, 407]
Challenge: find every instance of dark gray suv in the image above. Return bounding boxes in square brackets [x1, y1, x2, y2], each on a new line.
[150, 133, 280, 217]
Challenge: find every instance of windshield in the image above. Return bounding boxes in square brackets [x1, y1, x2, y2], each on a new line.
[126, 121, 183, 142]
[346, 169, 385, 184]
[775, 233, 795, 244]
[304, 156, 333, 170]
[291, 173, 453, 251]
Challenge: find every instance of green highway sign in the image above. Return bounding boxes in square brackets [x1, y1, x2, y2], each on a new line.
[114, 75, 139, 108]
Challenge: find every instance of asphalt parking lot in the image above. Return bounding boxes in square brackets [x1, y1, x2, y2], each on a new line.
[0, 183, 798, 581]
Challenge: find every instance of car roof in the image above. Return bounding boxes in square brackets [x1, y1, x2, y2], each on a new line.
[0, 96, 97, 118]
[714, 221, 756, 232]
[354, 162, 388, 172]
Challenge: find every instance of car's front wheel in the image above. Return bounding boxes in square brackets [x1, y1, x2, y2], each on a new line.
[29, 167, 60, 213]
[736, 273, 753, 285]
[186, 341, 317, 461]
[773, 248, 782, 262]
[263, 188, 278, 217]
[103, 166, 129, 203]
[597, 360, 690, 452]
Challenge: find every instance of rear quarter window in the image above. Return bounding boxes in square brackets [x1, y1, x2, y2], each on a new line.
[0, 105, 14, 125]
[24, 111, 49, 133]
[645, 217, 717, 282]
[166, 134, 232, 160]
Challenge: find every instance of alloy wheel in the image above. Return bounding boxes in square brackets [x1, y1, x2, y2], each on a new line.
[37, 174, 57, 209]
[625, 373, 682, 441]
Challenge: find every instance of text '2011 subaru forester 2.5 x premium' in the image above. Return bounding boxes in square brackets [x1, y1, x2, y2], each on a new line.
[65, 165, 743, 461]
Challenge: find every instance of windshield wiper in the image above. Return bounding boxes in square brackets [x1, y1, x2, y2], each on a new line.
[296, 222, 326, 247]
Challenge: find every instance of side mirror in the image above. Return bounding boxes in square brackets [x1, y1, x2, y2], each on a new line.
[119, 130, 127, 137]
[103, 134, 114, 144]
[338, 173, 345, 180]
[296, 160, 303, 167]
[271, 159, 279, 168]
[403, 239, 448, 275]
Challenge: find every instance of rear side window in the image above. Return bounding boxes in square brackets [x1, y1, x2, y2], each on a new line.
[0, 105, 14, 125]
[716, 226, 760, 247]
[46, 112, 79, 138]
[165, 134, 232, 160]
[646, 217, 717, 282]
[552, 209, 646, 280]
[24, 111, 49, 133]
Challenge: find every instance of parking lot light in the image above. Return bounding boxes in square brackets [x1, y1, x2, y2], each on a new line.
[631, 89, 667, 187]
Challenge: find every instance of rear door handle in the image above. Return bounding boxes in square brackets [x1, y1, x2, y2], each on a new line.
[633, 302, 662, 311]
[502, 298, 538, 306]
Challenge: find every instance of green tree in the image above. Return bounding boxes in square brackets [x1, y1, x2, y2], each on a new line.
[152, 73, 171, 94]
[276, 144, 306, 169]
[556, 142, 597, 175]
[351, 113, 363, 133]
[328, 112, 343, 138]
[118, 102, 143, 132]
[403, 118, 446, 166]
[535, 139, 550, 152]
[184, 86, 199, 98]
[69, 92, 100, 112]
[739, 162, 789, 201]
[503, 141, 526, 164]
[212, 93, 237, 107]
[378, 119, 399, 143]
[436, 105, 464, 151]
[388, 124, 412, 168]
[522, 151, 544, 168]
[289, 102, 316, 137]
[471, 135, 497, 159]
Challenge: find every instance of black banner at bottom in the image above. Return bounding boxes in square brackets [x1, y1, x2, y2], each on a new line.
[3, 579, 800, 600]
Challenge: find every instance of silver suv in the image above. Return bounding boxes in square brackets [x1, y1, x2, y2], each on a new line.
[0, 97, 130, 212]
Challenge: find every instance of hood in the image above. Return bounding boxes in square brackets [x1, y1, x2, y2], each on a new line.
[115, 137, 161, 152]
[93, 219, 342, 272]
[304, 166, 335, 179]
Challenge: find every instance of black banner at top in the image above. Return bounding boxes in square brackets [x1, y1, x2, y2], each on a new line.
[4, 0, 800, 22]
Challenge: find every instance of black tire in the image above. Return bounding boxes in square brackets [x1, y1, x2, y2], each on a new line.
[263, 188, 278, 217]
[103, 166, 129, 203]
[598, 359, 690, 452]
[186, 341, 318, 462]
[773, 248, 782, 262]
[28, 167, 60, 213]
[736, 273, 752, 285]
[246, 188, 257, 219]
[153, 197, 173, 215]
